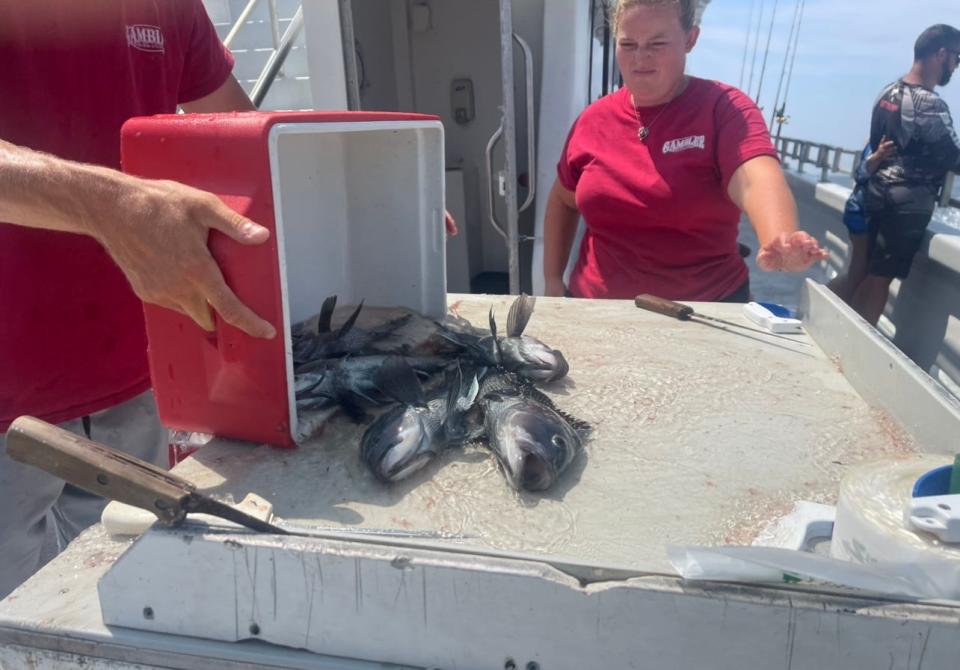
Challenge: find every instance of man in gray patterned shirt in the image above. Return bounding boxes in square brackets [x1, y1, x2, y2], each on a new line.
[851, 24, 960, 325]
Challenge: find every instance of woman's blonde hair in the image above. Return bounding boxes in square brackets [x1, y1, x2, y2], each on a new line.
[609, 0, 696, 35]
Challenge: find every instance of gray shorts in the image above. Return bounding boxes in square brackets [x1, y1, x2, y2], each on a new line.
[0, 391, 167, 600]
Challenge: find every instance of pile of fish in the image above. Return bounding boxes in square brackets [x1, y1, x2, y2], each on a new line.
[291, 295, 589, 492]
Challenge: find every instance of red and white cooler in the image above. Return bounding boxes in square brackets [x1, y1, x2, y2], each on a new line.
[121, 111, 447, 448]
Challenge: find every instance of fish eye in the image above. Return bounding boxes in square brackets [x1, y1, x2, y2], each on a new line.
[551, 435, 567, 449]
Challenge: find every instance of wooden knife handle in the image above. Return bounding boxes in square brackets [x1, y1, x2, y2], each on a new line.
[5, 416, 192, 525]
[634, 294, 694, 320]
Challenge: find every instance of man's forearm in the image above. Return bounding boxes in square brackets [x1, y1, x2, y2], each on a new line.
[0, 139, 128, 240]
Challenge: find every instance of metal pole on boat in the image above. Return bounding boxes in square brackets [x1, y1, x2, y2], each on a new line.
[498, 0, 521, 294]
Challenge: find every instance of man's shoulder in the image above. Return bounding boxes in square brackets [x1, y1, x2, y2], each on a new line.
[911, 85, 949, 114]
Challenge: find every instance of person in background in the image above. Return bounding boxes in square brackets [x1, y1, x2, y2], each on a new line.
[850, 24, 960, 325]
[543, 0, 827, 301]
[0, 0, 275, 600]
[827, 137, 897, 303]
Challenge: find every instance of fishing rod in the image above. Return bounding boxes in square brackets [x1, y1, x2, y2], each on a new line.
[769, 0, 803, 129]
[754, 0, 781, 103]
[776, 0, 807, 140]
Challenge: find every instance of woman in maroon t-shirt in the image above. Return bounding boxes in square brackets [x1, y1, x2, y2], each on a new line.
[543, 0, 827, 301]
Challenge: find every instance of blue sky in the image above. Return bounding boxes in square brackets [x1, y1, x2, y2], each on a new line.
[687, 0, 960, 150]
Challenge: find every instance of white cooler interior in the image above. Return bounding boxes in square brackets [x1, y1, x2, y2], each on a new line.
[268, 121, 447, 326]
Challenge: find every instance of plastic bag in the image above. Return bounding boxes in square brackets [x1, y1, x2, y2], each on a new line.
[667, 545, 954, 600]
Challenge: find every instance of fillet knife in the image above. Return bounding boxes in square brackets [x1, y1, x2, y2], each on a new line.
[5, 415, 291, 534]
[634, 294, 811, 345]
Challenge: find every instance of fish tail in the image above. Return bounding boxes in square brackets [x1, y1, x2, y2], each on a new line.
[506, 293, 536, 337]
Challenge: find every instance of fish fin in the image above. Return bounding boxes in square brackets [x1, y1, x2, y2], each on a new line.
[369, 314, 412, 339]
[317, 295, 338, 334]
[436, 323, 495, 364]
[440, 365, 465, 429]
[435, 326, 469, 348]
[545, 400, 591, 434]
[506, 294, 536, 337]
[488, 309, 504, 361]
[376, 356, 427, 407]
[336, 300, 365, 339]
[523, 384, 566, 418]
[461, 373, 481, 410]
[444, 364, 480, 414]
[488, 307, 498, 339]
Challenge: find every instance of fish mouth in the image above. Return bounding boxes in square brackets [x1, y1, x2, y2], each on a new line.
[385, 452, 434, 482]
[361, 409, 433, 483]
[517, 452, 554, 491]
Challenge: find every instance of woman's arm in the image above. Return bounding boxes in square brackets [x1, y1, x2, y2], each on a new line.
[728, 155, 827, 272]
[542, 178, 581, 296]
[864, 137, 897, 175]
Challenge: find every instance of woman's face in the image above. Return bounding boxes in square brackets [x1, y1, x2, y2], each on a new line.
[615, 3, 699, 105]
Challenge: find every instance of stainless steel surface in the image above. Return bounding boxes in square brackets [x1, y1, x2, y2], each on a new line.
[484, 123, 507, 239]
[513, 33, 536, 214]
[223, 0, 263, 49]
[498, 0, 520, 294]
[339, 0, 361, 110]
[267, 0, 282, 52]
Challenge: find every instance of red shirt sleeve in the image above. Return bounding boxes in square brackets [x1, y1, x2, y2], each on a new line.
[556, 115, 586, 192]
[178, 0, 235, 104]
[714, 87, 779, 190]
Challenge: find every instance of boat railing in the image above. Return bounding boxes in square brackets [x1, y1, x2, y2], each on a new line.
[222, 0, 305, 109]
[775, 135, 959, 208]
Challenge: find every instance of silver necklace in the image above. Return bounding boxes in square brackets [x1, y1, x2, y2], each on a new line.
[631, 79, 687, 141]
[632, 98, 674, 141]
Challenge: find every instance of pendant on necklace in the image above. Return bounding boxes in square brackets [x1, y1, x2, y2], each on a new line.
[638, 126, 650, 141]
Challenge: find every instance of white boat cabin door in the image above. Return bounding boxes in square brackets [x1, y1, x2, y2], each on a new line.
[342, 0, 534, 294]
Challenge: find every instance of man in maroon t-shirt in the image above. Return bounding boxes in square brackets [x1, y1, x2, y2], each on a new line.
[0, 1, 277, 598]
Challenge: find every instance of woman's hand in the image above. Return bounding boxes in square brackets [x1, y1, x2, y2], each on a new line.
[865, 136, 896, 174]
[756, 231, 829, 272]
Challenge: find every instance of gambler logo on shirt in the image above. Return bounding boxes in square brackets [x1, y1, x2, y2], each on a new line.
[662, 135, 706, 154]
[126, 24, 165, 53]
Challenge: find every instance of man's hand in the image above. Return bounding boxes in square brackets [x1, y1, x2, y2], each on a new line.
[756, 231, 829, 272]
[92, 177, 276, 339]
